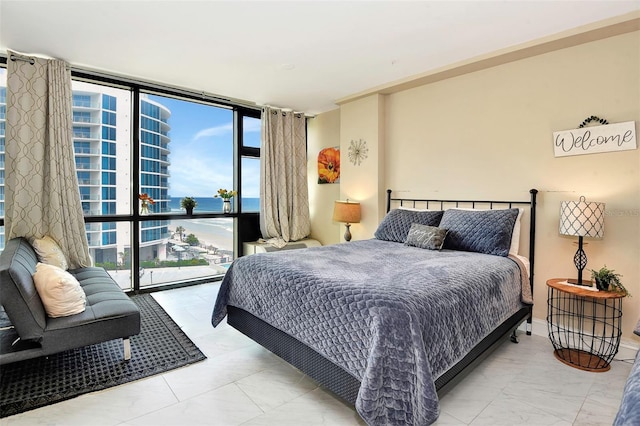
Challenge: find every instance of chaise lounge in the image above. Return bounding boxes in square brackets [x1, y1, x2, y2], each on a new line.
[0, 237, 141, 365]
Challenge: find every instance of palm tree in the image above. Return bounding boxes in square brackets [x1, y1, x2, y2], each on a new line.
[175, 225, 186, 240]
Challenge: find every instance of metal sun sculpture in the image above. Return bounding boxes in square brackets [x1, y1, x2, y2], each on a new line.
[348, 139, 368, 166]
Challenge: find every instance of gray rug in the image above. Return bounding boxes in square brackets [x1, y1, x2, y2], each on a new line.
[0, 293, 206, 418]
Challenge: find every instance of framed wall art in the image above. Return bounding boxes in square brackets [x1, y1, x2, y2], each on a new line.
[318, 147, 340, 184]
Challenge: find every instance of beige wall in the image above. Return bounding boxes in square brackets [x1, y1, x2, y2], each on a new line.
[328, 31, 640, 341]
[307, 108, 341, 245]
[339, 94, 386, 242]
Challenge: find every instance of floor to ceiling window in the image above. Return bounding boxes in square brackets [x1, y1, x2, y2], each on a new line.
[0, 63, 262, 292]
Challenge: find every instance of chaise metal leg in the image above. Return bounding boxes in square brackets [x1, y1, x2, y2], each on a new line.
[510, 329, 519, 343]
[123, 338, 131, 360]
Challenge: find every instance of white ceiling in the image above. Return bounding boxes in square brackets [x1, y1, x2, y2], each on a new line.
[1, 1, 639, 114]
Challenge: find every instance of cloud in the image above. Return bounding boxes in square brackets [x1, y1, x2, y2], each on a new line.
[193, 122, 233, 140]
[193, 118, 261, 141]
[168, 150, 234, 197]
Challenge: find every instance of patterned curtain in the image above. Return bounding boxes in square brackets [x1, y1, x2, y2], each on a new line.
[260, 107, 311, 246]
[5, 51, 91, 268]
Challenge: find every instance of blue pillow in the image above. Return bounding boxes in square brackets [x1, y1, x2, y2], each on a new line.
[439, 208, 519, 256]
[374, 209, 444, 243]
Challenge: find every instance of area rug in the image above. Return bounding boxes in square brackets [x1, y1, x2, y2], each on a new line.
[0, 293, 206, 418]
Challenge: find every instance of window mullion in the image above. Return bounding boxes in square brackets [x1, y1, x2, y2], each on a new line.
[132, 88, 141, 292]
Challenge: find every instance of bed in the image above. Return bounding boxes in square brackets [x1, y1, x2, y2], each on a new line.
[212, 189, 538, 425]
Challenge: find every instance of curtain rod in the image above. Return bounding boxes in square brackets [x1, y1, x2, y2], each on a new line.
[9, 54, 35, 65]
[262, 105, 315, 119]
[2, 53, 313, 117]
[9, 53, 71, 70]
[2, 52, 258, 111]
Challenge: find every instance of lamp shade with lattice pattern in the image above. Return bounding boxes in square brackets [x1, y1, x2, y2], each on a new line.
[559, 196, 605, 238]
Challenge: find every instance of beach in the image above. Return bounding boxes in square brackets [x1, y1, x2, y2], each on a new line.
[170, 218, 234, 252]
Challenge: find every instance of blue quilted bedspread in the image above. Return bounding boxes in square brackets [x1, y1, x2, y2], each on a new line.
[614, 347, 640, 425]
[212, 239, 527, 425]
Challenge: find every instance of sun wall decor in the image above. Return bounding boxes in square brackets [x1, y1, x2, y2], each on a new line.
[348, 139, 368, 166]
[318, 146, 340, 184]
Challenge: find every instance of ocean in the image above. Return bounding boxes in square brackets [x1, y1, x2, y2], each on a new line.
[168, 197, 259, 213]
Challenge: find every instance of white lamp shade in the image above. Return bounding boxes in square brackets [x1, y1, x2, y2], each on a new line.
[333, 201, 361, 224]
[559, 196, 605, 238]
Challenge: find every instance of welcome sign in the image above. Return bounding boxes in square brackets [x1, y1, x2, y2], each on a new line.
[553, 121, 637, 157]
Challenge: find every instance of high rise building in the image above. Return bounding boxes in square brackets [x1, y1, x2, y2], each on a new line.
[71, 83, 171, 265]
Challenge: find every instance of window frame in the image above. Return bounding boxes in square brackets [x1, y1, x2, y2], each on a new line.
[0, 58, 263, 291]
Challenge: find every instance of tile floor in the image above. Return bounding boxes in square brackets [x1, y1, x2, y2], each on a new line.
[4, 282, 634, 425]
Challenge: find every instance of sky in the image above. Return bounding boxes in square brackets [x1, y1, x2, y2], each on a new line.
[147, 94, 261, 198]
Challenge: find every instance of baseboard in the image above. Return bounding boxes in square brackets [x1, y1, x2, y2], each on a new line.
[519, 317, 639, 361]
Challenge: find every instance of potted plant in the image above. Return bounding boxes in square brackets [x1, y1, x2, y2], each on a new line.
[139, 193, 155, 215]
[215, 189, 237, 213]
[591, 266, 630, 295]
[180, 196, 197, 215]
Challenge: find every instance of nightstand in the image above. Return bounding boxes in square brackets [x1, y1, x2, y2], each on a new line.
[546, 278, 625, 372]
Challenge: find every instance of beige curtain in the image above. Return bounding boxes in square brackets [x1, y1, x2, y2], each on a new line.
[260, 107, 311, 246]
[5, 51, 91, 268]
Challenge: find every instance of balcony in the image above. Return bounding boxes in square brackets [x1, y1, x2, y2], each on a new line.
[72, 117, 99, 125]
[72, 100, 99, 109]
[77, 178, 101, 186]
[75, 162, 99, 170]
[85, 223, 101, 233]
[73, 132, 98, 139]
[74, 147, 100, 155]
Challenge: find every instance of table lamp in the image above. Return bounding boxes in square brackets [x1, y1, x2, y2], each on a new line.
[333, 200, 361, 242]
[559, 196, 605, 285]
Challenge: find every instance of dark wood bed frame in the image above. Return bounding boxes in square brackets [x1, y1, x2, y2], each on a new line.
[228, 188, 539, 405]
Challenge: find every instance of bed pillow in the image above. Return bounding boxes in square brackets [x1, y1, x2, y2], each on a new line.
[374, 209, 444, 243]
[405, 224, 448, 250]
[439, 208, 519, 256]
[31, 235, 69, 270]
[455, 207, 524, 256]
[32, 262, 86, 318]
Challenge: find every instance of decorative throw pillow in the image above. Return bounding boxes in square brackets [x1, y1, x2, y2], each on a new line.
[439, 208, 519, 257]
[405, 224, 448, 250]
[31, 235, 69, 270]
[635, 318, 640, 337]
[33, 262, 86, 318]
[374, 209, 444, 243]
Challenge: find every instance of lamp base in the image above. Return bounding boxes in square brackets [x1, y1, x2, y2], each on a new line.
[343, 224, 352, 242]
[573, 236, 588, 287]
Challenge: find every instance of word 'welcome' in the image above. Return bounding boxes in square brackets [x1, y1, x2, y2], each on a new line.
[553, 121, 636, 157]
